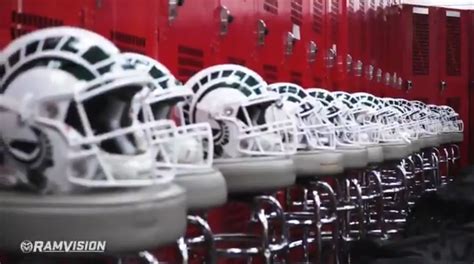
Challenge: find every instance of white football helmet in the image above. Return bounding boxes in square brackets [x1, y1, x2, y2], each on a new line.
[439, 105, 463, 133]
[267, 83, 336, 150]
[307, 88, 363, 147]
[382, 98, 419, 142]
[183, 64, 297, 159]
[333, 91, 381, 145]
[350, 95, 409, 144]
[119, 52, 214, 173]
[0, 27, 177, 193]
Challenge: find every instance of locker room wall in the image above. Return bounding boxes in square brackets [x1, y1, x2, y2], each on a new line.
[0, 0, 471, 164]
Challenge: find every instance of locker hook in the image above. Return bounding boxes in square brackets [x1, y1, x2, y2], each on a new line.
[440, 81, 447, 92]
[353, 60, 363, 77]
[219, 5, 232, 36]
[308, 41, 318, 63]
[257, 20, 268, 46]
[346, 54, 353, 72]
[326, 47, 337, 68]
[366, 64, 374, 80]
[285, 32, 297, 56]
[376, 68, 383, 83]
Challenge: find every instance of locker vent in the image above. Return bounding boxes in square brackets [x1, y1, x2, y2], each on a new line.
[264, 0, 278, 15]
[263, 64, 278, 82]
[290, 71, 303, 85]
[412, 13, 430, 75]
[227, 57, 246, 66]
[312, 0, 323, 33]
[291, 0, 303, 26]
[446, 16, 461, 76]
[370, 0, 375, 9]
[110, 31, 146, 53]
[446, 97, 461, 113]
[177, 45, 204, 82]
[10, 11, 64, 39]
[330, 0, 339, 42]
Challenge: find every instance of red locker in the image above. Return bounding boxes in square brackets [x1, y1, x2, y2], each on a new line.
[156, 0, 219, 82]
[436, 8, 470, 167]
[94, 0, 219, 82]
[0, 0, 96, 48]
[254, 0, 289, 83]
[214, 0, 257, 68]
[364, 0, 377, 95]
[347, 0, 365, 92]
[281, 0, 311, 87]
[372, 0, 387, 97]
[93, 0, 161, 57]
[400, 5, 440, 103]
[326, 0, 347, 90]
[307, 0, 327, 88]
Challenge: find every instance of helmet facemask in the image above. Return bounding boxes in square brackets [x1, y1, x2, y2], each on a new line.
[142, 92, 214, 173]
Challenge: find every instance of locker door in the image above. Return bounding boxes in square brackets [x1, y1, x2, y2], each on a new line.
[326, 0, 347, 90]
[1, 0, 96, 47]
[0, 0, 16, 48]
[93, 0, 160, 57]
[158, 0, 219, 83]
[401, 5, 439, 103]
[346, 0, 361, 92]
[254, 0, 288, 83]
[364, 0, 377, 95]
[215, 0, 257, 68]
[387, 4, 405, 98]
[436, 8, 470, 166]
[282, 0, 311, 87]
[369, 0, 385, 96]
[308, 0, 327, 88]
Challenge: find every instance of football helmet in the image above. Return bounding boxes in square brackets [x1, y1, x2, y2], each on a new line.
[350, 95, 408, 144]
[183, 64, 297, 159]
[306, 88, 362, 147]
[267, 83, 336, 150]
[382, 98, 419, 142]
[119, 52, 213, 173]
[439, 105, 463, 133]
[333, 91, 381, 145]
[0, 27, 177, 193]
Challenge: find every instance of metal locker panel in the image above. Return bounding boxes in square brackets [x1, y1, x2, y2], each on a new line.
[372, 0, 386, 97]
[214, 0, 257, 68]
[364, 0, 377, 94]
[0, 0, 16, 49]
[254, 0, 288, 83]
[401, 5, 439, 103]
[326, 0, 347, 90]
[348, 0, 365, 92]
[93, 0, 160, 57]
[436, 8, 470, 167]
[308, 0, 327, 88]
[158, 0, 219, 83]
[380, 0, 393, 97]
[387, 4, 405, 98]
[281, 0, 311, 87]
[1, 0, 96, 47]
